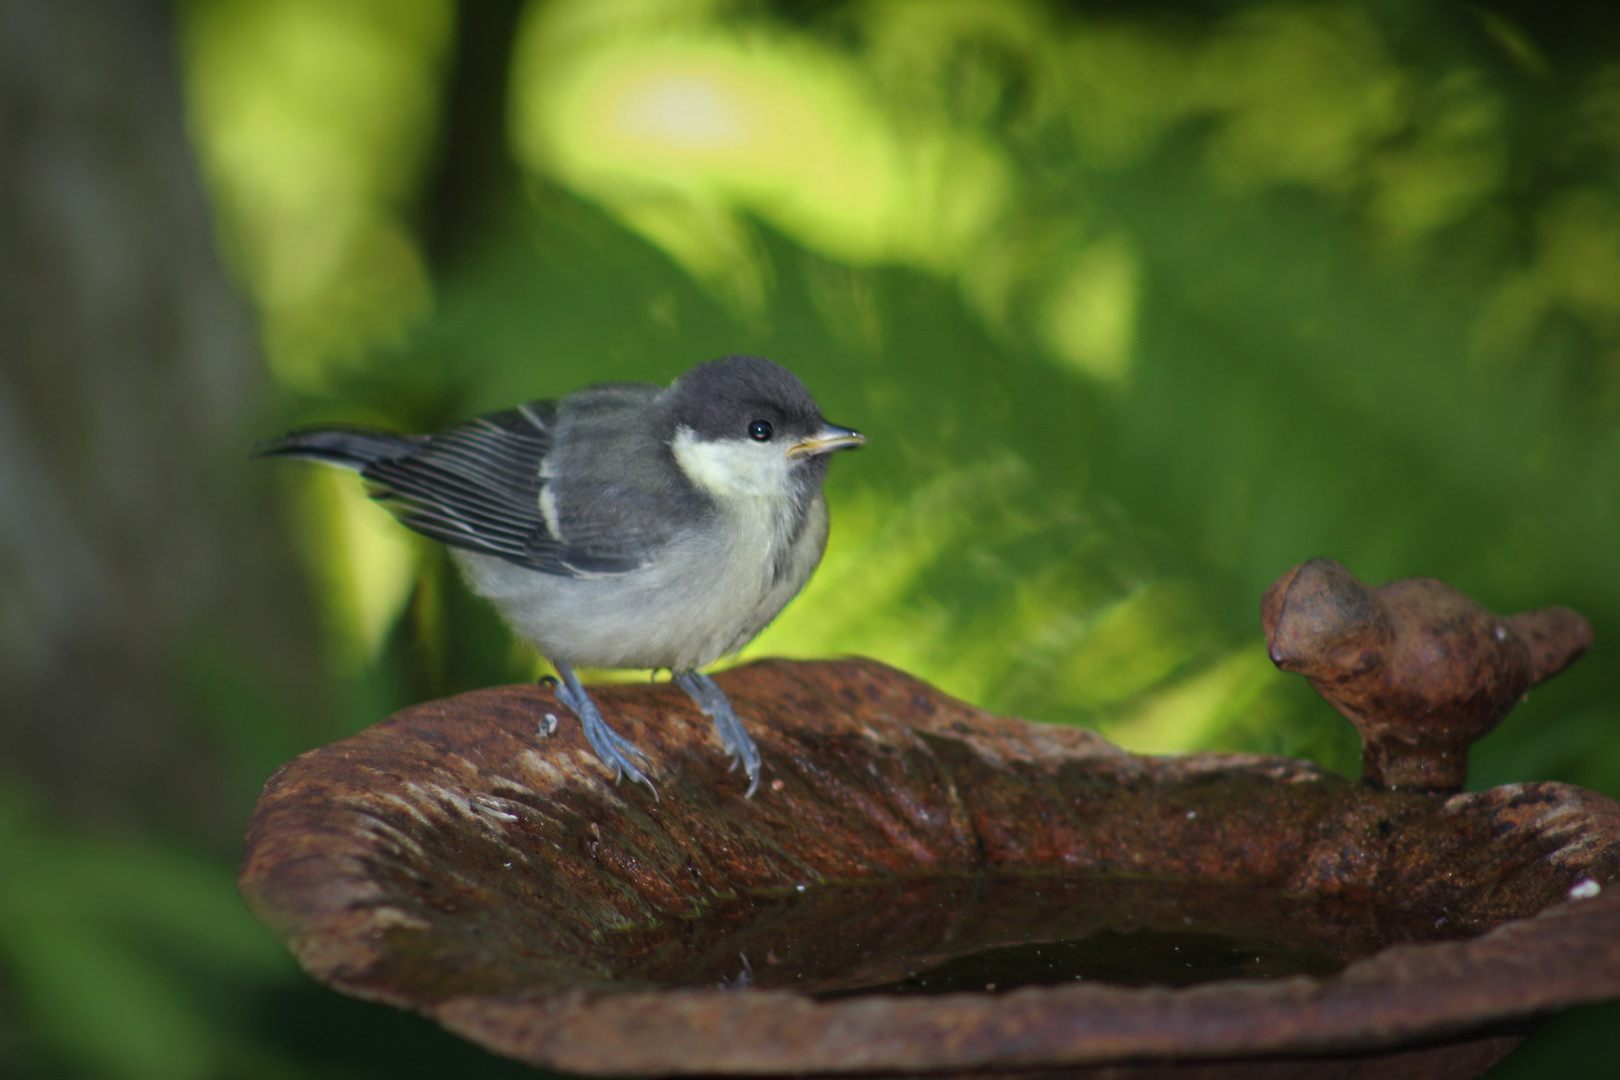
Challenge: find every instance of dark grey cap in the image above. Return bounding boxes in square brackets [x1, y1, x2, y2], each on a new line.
[663, 355, 824, 443]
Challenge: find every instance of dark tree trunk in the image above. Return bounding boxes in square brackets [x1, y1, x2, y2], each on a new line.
[0, 0, 322, 843]
[421, 0, 529, 272]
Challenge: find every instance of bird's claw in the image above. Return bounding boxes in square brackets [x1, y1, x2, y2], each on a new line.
[675, 670, 762, 796]
[553, 666, 658, 797]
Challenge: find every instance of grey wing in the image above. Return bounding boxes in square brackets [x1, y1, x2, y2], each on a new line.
[359, 402, 645, 576]
[546, 384, 715, 561]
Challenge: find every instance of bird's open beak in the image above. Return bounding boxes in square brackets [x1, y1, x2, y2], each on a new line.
[787, 423, 866, 457]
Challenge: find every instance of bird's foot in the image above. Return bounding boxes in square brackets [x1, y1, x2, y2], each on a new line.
[552, 665, 656, 795]
[675, 670, 761, 796]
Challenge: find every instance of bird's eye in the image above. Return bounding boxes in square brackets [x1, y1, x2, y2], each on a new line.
[748, 419, 774, 442]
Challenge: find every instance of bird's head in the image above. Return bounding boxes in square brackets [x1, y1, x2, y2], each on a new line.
[663, 356, 863, 498]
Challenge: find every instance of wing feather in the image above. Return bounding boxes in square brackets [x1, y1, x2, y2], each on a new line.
[358, 402, 645, 576]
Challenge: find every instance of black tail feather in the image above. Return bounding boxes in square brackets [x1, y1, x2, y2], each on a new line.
[255, 427, 426, 471]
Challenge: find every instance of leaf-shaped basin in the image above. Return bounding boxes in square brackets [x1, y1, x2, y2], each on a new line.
[239, 658, 1620, 1079]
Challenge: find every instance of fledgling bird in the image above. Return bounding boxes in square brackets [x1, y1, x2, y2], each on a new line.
[260, 355, 863, 795]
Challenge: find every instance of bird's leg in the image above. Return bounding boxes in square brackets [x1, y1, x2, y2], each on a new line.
[552, 662, 656, 793]
[674, 670, 761, 796]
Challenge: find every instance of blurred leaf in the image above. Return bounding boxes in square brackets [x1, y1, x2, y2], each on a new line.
[1, 918, 217, 1080]
[1485, 1001, 1620, 1078]
[0, 793, 293, 1080]
[178, 0, 454, 388]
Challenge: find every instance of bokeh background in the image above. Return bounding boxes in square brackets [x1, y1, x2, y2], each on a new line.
[3, 0, 1619, 1075]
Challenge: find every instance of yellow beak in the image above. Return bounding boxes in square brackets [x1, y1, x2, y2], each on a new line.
[787, 423, 866, 458]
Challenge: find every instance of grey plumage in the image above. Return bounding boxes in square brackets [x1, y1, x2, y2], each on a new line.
[259, 356, 863, 795]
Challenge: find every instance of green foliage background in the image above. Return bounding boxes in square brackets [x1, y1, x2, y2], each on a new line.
[5, 0, 1620, 1075]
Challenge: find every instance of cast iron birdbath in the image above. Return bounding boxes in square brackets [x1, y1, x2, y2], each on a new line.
[240, 560, 1620, 1079]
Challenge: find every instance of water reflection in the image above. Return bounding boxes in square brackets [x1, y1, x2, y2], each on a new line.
[595, 872, 1461, 996]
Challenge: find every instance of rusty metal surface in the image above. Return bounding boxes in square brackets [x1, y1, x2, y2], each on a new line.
[1262, 558, 1593, 790]
[238, 657, 1620, 1077]
[876, 1035, 1525, 1080]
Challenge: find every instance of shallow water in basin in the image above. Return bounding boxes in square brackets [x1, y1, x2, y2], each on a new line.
[597, 872, 1457, 996]
[815, 925, 1341, 996]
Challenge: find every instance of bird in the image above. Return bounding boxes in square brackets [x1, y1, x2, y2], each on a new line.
[259, 355, 864, 796]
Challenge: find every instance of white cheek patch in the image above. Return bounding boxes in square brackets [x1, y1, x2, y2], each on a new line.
[671, 426, 791, 497]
